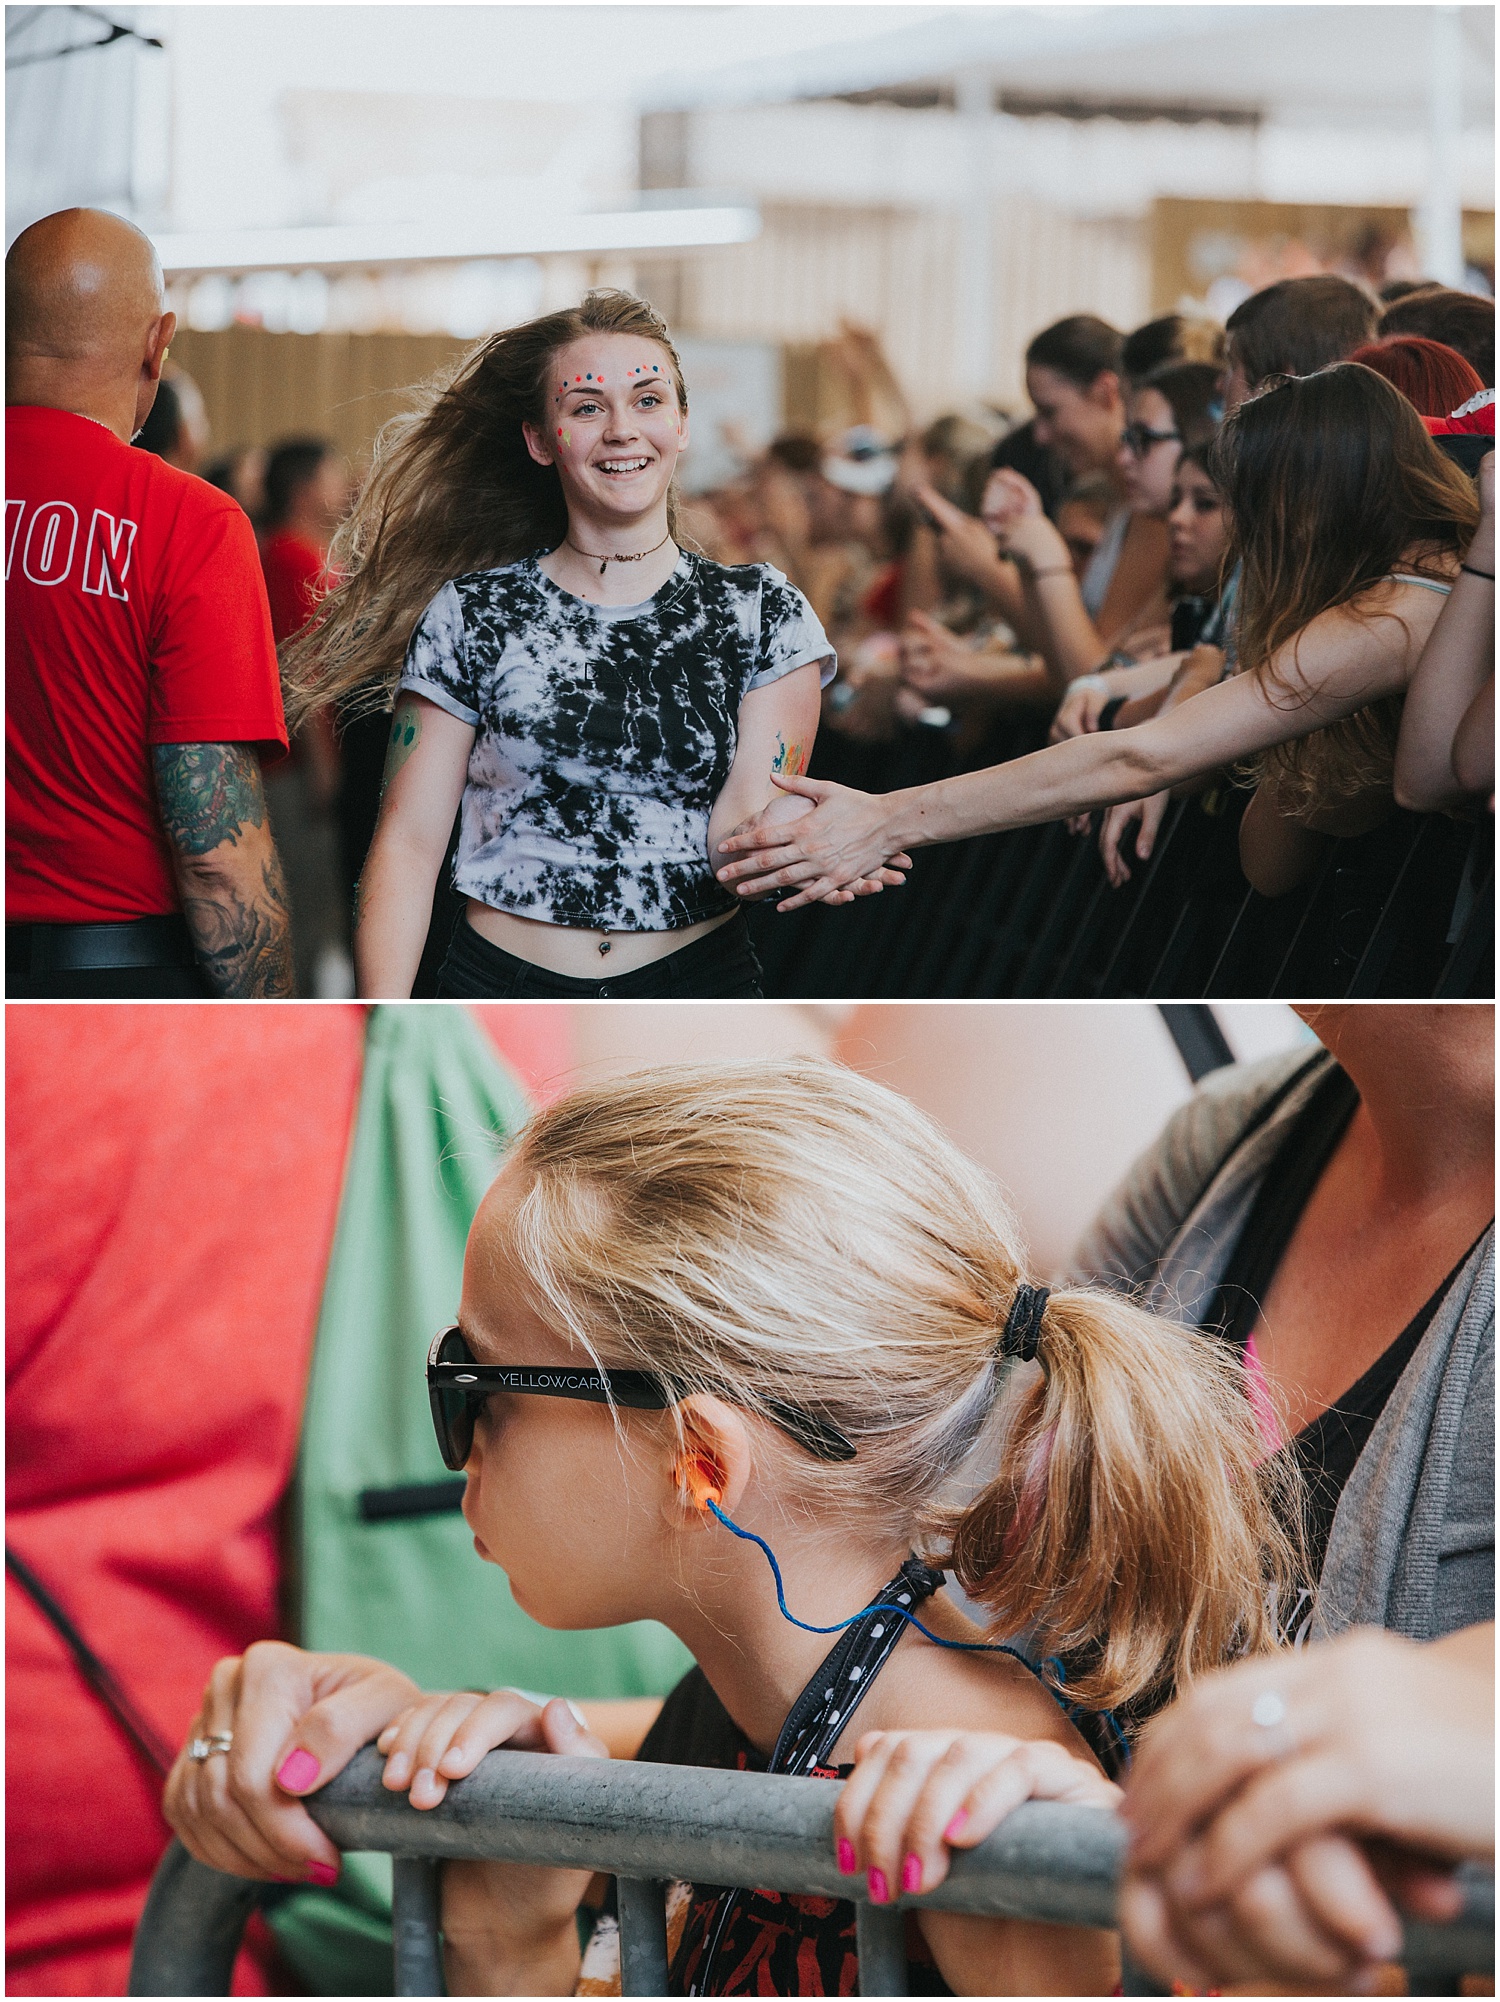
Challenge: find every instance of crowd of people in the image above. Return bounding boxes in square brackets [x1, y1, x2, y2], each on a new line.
[6, 208, 1496, 1001]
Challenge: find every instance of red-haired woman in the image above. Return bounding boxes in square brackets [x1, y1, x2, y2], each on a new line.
[1347, 334, 1486, 418]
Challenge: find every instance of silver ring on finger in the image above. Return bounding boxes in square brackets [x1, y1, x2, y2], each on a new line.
[189, 1730, 235, 1762]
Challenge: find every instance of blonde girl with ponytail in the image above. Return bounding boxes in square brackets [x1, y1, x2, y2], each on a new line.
[167, 1060, 1299, 1997]
[286, 290, 905, 1000]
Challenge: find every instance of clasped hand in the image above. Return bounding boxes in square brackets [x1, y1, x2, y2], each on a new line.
[717, 774, 912, 911]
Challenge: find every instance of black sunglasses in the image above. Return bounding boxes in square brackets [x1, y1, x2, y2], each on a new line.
[1122, 421, 1182, 457]
[426, 1325, 856, 1470]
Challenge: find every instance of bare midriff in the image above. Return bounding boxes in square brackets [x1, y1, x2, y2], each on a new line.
[464, 899, 736, 977]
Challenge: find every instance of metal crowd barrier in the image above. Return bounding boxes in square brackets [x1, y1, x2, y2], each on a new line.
[128, 1745, 1494, 1997]
[747, 722, 1493, 1000]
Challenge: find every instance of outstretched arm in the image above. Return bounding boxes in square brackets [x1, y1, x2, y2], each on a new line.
[152, 743, 295, 996]
[717, 587, 1443, 910]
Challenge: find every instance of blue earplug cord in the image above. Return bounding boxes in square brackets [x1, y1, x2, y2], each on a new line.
[705, 1495, 1130, 1766]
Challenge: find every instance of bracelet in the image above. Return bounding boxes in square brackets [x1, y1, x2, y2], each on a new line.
[1098, 697, 1128, 731]
[1461, 563, 1495, 581]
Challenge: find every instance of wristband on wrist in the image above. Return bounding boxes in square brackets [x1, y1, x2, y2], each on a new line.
[1098, 697, 1128, 731]
[1460, 563, 1495, 581]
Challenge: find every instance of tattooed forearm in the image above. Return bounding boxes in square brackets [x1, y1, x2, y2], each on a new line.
[153, 741, 295, 995]
[151, 743, 268, 854]
[772, 732, 808, 777]
[179, 849, 295, 998]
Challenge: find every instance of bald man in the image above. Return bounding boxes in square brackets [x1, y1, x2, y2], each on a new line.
[6, 208, 294, 996]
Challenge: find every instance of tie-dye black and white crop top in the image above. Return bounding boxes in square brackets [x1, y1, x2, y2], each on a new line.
[397, 551, 835, 933]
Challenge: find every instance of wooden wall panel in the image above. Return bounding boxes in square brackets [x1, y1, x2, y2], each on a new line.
[167, 328, 473, 467]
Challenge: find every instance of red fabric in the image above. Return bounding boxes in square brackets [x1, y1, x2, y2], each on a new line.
[5, 406, 289, 924]
[859, 559, 903, 629]
[469, 1005, 577, 1103]
[5, 1004, 576, 1996]
[1424, 390, 1496, 436]
[260, 532, 326, 646]
[5, 1007, 365, 1996]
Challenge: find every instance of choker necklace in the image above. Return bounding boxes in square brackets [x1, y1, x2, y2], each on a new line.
[565, 531, 673, 578]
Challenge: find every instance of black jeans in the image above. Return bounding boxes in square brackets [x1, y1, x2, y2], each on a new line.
[436, 910, 764, 999]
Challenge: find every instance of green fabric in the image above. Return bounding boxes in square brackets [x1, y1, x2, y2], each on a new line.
[267, 1004, 691, 1993]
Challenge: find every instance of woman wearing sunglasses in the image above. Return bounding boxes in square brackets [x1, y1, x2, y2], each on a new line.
[982, 360, 1223, 702]
[165, 1061, 1299, 1996]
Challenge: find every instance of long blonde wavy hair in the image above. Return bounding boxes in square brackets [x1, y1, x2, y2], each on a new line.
[281, 290, 690, 728]
[478, 1059, 1302, 1717]
[1212, 362, 1479, 811]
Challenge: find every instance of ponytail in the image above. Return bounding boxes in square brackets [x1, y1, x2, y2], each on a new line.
[945, 1286, 1303, 1714]
[491, 1060, 1305, 1720]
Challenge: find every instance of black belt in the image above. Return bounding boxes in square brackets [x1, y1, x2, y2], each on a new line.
[8, 914, 197, 974]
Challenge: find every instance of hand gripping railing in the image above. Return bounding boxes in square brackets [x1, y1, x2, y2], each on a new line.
[129, 1745, 1496, 1997]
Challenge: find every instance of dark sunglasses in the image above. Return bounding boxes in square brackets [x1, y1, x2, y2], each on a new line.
[1122, 422, 1182, 457]
[426, 1325, 856, 1470]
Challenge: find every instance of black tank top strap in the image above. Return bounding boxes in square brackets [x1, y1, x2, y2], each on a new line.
[770, 1556, 945, 1774]
[692, 1556, 944, 1994]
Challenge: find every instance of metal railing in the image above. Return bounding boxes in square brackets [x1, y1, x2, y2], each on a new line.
[746, 721, 1493, 1001]
[129, 1745, 1494, 1997]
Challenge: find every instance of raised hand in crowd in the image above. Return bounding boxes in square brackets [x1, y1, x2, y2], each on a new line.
[1095, 642, 1226, 886]
[913, 481, 1023, 608]
[1119, 1623, 1495, 1995]
[899, 611, 1051, 717]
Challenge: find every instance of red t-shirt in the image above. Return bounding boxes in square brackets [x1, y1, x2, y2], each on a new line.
[5, 405, 289, 924]
[260, 528, 327, 644]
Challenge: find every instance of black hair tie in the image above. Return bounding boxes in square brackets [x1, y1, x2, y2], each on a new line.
[998, 1283, 1050, 1364]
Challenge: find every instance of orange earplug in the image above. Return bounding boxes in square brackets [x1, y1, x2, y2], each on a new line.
[680, 1458, 722, 1510]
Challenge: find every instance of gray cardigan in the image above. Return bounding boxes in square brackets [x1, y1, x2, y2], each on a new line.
[1070, 1046, 1494, 1643]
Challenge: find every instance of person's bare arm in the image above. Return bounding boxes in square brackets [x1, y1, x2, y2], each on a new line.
[914, 484, 1035, 640]
[353, 694, 474, 998]
[1095, 648, 1226, 887]
[151, 744, 295, 996]
[705, 661, 824, 857]
[1238, 780, 1330, 898]
[709, 662, 909, 904]
[717, 587, 1442, 909]
[1453, 675, 1495, 798]
[1393, 458, 1494, 811]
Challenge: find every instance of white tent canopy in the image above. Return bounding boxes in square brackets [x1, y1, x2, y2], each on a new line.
[648, 5, 1494, 129]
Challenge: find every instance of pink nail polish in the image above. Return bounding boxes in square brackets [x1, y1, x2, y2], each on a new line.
[836, 1839, 857, 1875]
[275, 1748, 321, 1793]
[867, 1867, 888, 1904]
[943, 1809, 969, 1841]
[900, 1854, 922, 1895]
[305, 1860, 340, 1887]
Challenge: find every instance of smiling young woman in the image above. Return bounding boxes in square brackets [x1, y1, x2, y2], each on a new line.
[283, 291, 901, 998]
